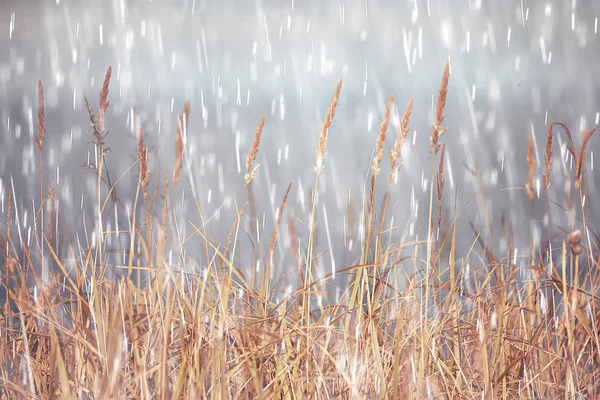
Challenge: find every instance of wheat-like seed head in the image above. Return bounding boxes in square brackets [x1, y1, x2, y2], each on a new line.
[36, 81, 45, 153]
[430, 60, 450, 154]
[315, 79, 343, 171]
[543, 124, 553, 191]
[389, 98, 413, 182]
[137, 122, 150, 191]
[372, 95, 394, 177]
[245, 115, 265, 185]
[98, 66, 112, 130]
[525, 133, 535, 202]
[269, 182, 293, 267]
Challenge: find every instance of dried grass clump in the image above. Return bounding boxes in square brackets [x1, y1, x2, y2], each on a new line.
[1, 65, 599, 400]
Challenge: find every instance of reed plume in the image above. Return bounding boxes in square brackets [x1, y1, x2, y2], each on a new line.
[137, 121, 150, 194]
[430, 60, 450, 154]
[372, 96, 394, 176]
[389, 98, 413, 183]
[525, 133, 535, 202]
[269, 182, 293, 268]
[315, 79, 343, 171]
[366, 96, 394, 256]
[98, 66, 112, 131]
[36, 80, 46, 207]
[35, 81, 45, 154]
[245, 115, 266, 185]
[543, 124, 553, 191]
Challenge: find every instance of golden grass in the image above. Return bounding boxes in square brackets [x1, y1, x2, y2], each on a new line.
[1, 63, 600, 400]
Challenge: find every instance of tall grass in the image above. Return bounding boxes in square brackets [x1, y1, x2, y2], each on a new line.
[1, 63, 599, 399]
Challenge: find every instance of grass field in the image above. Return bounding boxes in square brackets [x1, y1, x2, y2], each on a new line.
[1, 61, 600, 399]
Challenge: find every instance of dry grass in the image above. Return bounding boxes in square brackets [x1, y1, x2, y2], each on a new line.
[245, 115, 266, 185]
[1, 63, 600, 400]
[389, 97, 413, 184]
[172, 101, 190, 186]
[525, 133, 535, 202]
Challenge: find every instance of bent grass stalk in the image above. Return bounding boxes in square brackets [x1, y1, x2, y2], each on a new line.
[420, 59, 450, 397]
[305, 78, 342, 388]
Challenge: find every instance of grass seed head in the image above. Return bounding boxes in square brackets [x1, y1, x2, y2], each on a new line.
[372, 95, 394, 176]
[137, 122, 150, 191]
[173, 100, 190, 185]
[430, 60, 450, 154]
[525, 133, 535, 202]
[245, 115, 266, 185]
[98, 66, 112, 130]
[36, 80, 45, 153]
[543, 123, 554, 191]
[316, 79, 343, 171]
[575, 126, 597, 189]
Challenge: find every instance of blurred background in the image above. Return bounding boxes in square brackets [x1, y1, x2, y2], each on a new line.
[1, 0, 599, 299]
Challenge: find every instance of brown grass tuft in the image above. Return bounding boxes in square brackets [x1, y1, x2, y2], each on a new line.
[430, 60, 450, 154]
[315, 79, 343, 170]
[245, 115, 266, 185]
